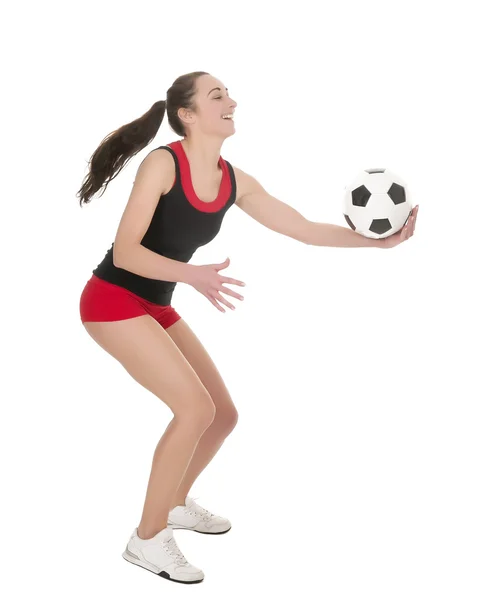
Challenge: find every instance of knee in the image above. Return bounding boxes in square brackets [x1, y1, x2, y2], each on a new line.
[226, 406, 239, 433]
[214, 405, 238, 436]
[178, 394, 217, 432]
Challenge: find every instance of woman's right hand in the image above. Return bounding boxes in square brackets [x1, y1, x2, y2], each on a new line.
[186, 257, 246, 312]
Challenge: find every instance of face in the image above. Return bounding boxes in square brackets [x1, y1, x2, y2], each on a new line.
[179, 74, 237, 138]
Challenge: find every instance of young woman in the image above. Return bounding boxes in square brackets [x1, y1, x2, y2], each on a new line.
[77, 71, 419, 585]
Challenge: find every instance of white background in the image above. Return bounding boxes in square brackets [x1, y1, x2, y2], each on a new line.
[2, 0, 481, 598]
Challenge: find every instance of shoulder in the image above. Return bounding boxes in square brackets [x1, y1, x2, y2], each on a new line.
[135, 146, 176, 195]
[141, 145, 176, 169]
[148, 145, 177, 166]
[232, 165, 261, 205]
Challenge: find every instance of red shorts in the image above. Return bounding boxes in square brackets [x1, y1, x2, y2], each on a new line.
[79, 274, 182, 329]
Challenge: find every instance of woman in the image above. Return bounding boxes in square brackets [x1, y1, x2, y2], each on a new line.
[77, 71, 419, 585]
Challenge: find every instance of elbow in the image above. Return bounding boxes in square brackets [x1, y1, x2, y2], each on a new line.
[113, 245, 126, 268]
[113, 242, 139, 268]
[297, 230, 311, 245]
[297, 221, 312, 245]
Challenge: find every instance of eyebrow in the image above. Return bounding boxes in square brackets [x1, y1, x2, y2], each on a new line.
[208, 87, 228, 96]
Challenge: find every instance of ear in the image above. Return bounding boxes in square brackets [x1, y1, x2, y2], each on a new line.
[178, 107, 195, 125]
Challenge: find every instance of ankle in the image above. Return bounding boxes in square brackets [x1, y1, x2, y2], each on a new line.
[171, 497, 187, 509]
[137, 525, 168, 540]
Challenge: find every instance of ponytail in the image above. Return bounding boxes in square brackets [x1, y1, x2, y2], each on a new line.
[76, 100, 166, 206]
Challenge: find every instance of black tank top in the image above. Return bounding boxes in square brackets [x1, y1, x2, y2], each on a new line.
[92, 140, 237, 305]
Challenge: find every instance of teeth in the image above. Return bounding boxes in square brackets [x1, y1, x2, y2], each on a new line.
[222, 114, 233, 119]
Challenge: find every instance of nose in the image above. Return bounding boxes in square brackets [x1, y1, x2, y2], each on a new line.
[230, 98, 237, 109]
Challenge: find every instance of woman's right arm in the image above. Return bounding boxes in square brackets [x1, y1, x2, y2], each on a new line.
[112, 149, 194, 284]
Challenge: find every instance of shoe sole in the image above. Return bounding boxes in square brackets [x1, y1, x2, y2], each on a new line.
[122, 550, 204, 584]
[168, 525, 232, 535]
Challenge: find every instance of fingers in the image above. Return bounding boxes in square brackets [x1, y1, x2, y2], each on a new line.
[220, 276, 246, 287]
[207, 293, 226, 313]
[206, 288, 243, 312]
[412, 205, 419, 232]
[219, 285, 244, 301]
[209, 258, 247, 309]
[214, 257, 230, 271]
[408, 208, 417, 237]
[212, 292, 236, 311]
[401, 205, 418, 242]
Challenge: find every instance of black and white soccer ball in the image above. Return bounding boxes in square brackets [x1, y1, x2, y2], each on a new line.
[343, 168, 413, 239]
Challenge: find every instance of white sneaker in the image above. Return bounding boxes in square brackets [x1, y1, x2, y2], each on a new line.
[122, 526, 204, 584]
[168, 496, 232, 534]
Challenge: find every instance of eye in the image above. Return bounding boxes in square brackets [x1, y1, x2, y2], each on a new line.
[214, 96, 222, 100]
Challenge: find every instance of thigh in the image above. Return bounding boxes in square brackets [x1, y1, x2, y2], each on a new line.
[82, 315, 215, 418]
[165, 319, 237, 417]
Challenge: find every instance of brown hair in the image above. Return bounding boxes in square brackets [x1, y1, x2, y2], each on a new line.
[76, 71, 209, 206]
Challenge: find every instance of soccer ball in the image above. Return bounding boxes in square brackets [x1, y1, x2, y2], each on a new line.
[343, 168, 413, 239]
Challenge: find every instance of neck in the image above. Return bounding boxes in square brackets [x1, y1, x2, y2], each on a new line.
[180, 136, 223, 173]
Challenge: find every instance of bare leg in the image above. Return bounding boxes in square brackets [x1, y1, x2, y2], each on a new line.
[165, 319, 239, 509]
[137, 415, 214, 538]
[169, 424, 231, 509]
[82, 315, 216, 540]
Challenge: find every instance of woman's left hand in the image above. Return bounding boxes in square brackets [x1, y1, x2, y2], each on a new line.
[380, 205, 419, 249]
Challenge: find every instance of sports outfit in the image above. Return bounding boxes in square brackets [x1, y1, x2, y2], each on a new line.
[79, 140, 237, 327]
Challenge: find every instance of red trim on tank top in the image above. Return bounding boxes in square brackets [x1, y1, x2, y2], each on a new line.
[168, 140, 231, 213]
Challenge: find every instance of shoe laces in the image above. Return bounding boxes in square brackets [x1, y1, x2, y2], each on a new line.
[162, 536, 188, 566]
[188, 497, 215, 522]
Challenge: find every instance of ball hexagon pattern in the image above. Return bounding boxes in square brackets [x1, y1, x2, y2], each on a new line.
[343, 168, 412, 239]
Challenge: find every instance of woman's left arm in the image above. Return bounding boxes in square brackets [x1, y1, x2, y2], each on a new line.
[233, 167, 418, 249]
